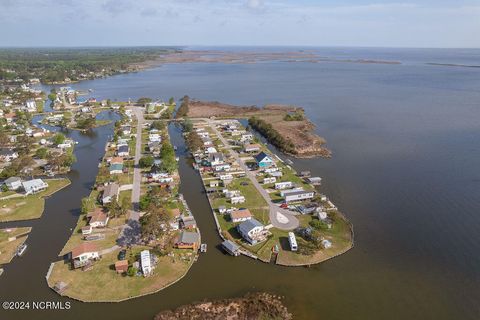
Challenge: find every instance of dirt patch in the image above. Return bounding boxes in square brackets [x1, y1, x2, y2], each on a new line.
[187, 100, 331, 158]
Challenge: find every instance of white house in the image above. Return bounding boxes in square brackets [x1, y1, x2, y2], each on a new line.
[71, 243, 99, 268]
[237, 218, 265, 245]
[283, 190, 315, 203]
[263, 177, 277, 184]
[230, 196, 246, 204]
[4, 177, 22, 191]
[22, 179, 48, 195]
[102, 183, 119, 204]
[140, 250, 152, 276]
[275, 181, 293, 190]
[230, 209, 252, 223]
[25, 99, 37, 112]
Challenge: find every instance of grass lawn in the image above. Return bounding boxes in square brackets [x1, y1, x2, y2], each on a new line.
[276, 212, 353, 266]
[48, 247, 194, 302]
[0, 227, 32, 265]
[0, 178, 71, 222]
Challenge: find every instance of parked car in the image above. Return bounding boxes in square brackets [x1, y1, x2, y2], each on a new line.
[118, 249, 127, 260]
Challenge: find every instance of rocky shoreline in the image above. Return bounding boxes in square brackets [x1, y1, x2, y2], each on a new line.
[154, 292, 292, 320]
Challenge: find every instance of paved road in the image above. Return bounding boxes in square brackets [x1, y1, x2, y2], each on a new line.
[117, 106, 144, 246]
[208, 120, 299, 231]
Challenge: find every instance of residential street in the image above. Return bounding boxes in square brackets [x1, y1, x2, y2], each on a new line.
[208, 120, 299, 231]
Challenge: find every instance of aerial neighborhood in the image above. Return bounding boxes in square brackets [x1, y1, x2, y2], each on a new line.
[0, 75, 352, 301]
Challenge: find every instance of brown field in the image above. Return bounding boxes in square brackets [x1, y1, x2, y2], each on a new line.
[187, 100, 331, 158]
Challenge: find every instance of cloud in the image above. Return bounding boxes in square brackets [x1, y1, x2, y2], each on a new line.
[245, 0, 265, 11]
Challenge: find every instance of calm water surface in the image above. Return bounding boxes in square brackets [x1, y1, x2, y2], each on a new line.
[0, 48, 479, 320]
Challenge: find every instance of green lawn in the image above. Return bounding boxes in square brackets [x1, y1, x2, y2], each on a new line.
[48, 247, 194, 302]
[0, 178, 71, 222]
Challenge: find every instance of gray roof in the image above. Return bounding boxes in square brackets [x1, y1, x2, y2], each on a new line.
[178, 231, 200, 244]
[237, 218, 263, 235]
[103, 183, 119, 197]
[5, 176, 21, 184]
[222, 240, 240, 252]
[255, 151, 271, 163]
[285, 190, 315, 197]
[118, 145, 129, 153]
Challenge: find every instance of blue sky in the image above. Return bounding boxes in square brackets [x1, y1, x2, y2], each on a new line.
[0, 0, 479, 47]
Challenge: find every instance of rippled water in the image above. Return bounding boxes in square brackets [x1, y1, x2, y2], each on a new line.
[1, 48, 479, 320]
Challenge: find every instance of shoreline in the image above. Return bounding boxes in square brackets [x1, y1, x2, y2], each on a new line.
[186, 118, 353, 267]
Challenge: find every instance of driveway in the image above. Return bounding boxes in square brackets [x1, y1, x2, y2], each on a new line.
[208, 120, 299, 231]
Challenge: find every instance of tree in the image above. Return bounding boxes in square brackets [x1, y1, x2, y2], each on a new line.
[309, 219, 328, 231]
[160, 141, 176, 173]
[185, 131, 203, 152]
[150, 120, 165, 131]
[35, 147, 48, 159]
[107, 198, 121, 218]
[137, 97, 152, 105]
[127, 266, 137, 277]
[0, 132, 10, 147]
[140, 207, 171, 241]
[183, 118, 193, 132]
[139, 155, 154, 168]
[52, 132, 66, 145]
[81, 197, 94, 215]
[120, 196, 131, 216]
[168, 97, 175, 105]
[175, 95, 189, 119]
[77, 116, 96, 130]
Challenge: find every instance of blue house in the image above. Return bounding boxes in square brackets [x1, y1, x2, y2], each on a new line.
[254, 152, 274, 168]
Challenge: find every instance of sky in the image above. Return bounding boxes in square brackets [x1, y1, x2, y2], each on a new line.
[0, 0, 479, 48]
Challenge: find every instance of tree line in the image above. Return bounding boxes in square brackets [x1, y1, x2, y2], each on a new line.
[248, 116, 296, 154]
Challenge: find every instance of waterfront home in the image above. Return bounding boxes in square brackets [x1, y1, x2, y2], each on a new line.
[283, 190, 315, 203]
[175, 231, 200, 250]
[102, 183, 120, 205]
[275, 181, 293, 190]
[22, 179, 48, 195]
[121, 125, 132, 136]
[4, 176, 22, 190]
[81, 225, 93, 236]
[222, 240, 240, 256]
[88, 208, 109, 228]
[306, 177, 322, 185]
[108, 157, 124, 165]
[205, 146, 217, 154]
[180, 215, 197, 230]
[0, 149, 19, 162]
[117, 145, 129, 157]
[230, 209, 252, 223]
[140, 250, 152, 276]
[109, 163, 124, 174]
[209, 180, 220, 188]
[255, 152, 274, 168]
[71, 243, 99, 268]
[244, 143, 261, 153]
[208, 153, 224, 166]
[218, 206, 227, 214]
[237, 218, 265, 245]
[288, 232, 298, 251]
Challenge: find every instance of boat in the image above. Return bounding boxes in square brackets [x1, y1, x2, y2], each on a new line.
[17, 244, 27, 257]
[286, 159, 294, 165]
[200, 243, 207, 253]
[0, 268, 4, 277]
[174, 145, 178, 150]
